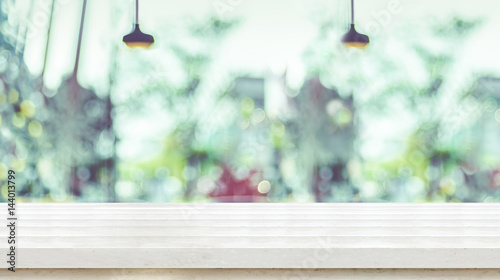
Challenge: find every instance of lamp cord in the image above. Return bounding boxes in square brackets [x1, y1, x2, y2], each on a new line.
[351, 0, 354, 24]
[135, 0, 139, 25]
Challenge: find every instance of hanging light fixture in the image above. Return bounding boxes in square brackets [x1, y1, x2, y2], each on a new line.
[341, 0, 369, 48]
[123, 0, 154, 48]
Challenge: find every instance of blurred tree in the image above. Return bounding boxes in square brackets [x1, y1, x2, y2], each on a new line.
[0, 0, 117, 202]
[303, 16, 487, 202]
[40, 0, 117, 201]
[115, 17, 239, 202]
[0, 0, 49, 201]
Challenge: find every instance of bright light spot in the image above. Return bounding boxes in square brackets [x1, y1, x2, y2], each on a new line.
[326, 100, 343, 116]
[280, 158, 296, 177]
[50, 189, 67, 202]
[20, 100, 36, 118]
[271, 121, 286, 136]
[8, 89, 18, 104]
[197, 176, 216, 194]
[326, 100, 352, 126]
[495, 109, 500, 123]
[406, 177, 425, 197]
[28, 120, 43, 138]
[37, 158, 53, 179]
[164, 176, 183, 198]
[116, 181, 140, 199]
[286, 58, 306, 91]
[335, 108, 352, 126]
[10, 158, 26, 172]
[239, 120, 250, 129]
[292, 190, 312, 202]
[0, 127, 9, 140]
[361, 181, 379, 198]
[439, 177, 456, 195]
[257, 180, 271, 194]
[209, 166, 223, 180]
[235, 166, 249, 180]
[241, 97, 254, 117]
[483, 97, 497, 112]
[251, 108, 266, 124]
[96, 130, 115, 158]
[12, 112, 25, 128]
[484, 196, 496, 203]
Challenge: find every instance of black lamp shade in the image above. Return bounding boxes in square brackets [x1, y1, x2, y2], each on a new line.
[123, 24, 154, 48]
[341, 24, 369, 48]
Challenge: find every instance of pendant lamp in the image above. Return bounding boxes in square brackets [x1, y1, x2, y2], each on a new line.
[341, 0, 369, 48]
[123, 0, 154, 48]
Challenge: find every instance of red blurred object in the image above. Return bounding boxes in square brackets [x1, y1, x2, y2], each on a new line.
[491, 169, 500, 189]
[209, 166, 267, 202]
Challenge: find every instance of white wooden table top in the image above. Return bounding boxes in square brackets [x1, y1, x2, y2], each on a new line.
[1, 203, 499, 268]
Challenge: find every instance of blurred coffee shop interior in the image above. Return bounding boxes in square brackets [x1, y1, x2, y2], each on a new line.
[1, 0, 500, 203]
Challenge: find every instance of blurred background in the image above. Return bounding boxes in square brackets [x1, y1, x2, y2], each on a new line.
[1, 0, 500, 202]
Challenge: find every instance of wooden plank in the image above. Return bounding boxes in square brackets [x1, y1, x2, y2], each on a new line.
[0, 203, 499, 268]
[1, 269, 500, 280]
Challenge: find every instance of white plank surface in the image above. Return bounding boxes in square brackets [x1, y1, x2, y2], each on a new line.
[2, 269, 500, 280]
[1, 203, 499, 268]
